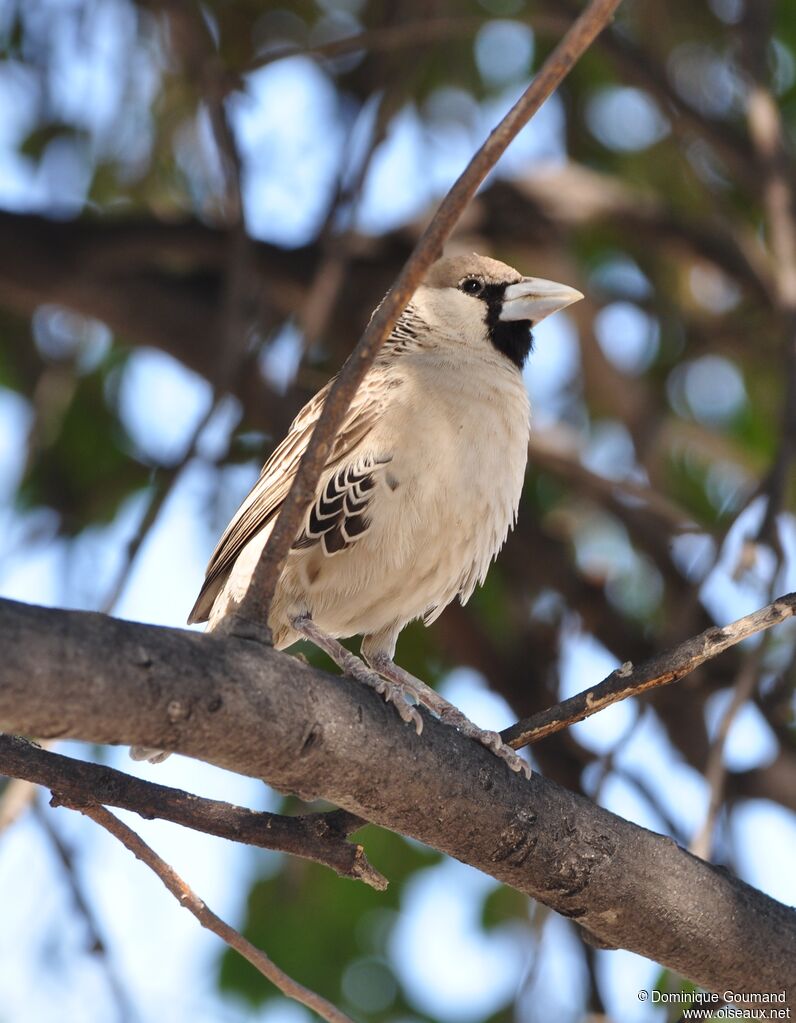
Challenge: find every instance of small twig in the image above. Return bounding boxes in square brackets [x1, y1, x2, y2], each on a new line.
[298, 92, 392, 354]
[690, 647, 764, 860]
[0, 736, 383, 890]
[203, 49, 254, 386]
[501, 593, 796, 750]
[612, 766, 688, 847]
[581, 942, 608, 1017]
[67, 802, 356, 1023]
[588, 703, 643, 803]
[32, 799, 138, 1023]
[101, 397, 221, 614]
[233, 0, 624, 638]
[741, 6, 796, 548]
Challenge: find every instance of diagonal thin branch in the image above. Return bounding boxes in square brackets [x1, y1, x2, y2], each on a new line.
[32, 799, 138, 1023]
[689, 645, 764, 860]
[0, 736, 382, 889]
[202, 41, 255, 388]
[101, 397, 222, 615]
[298, 88, 392, 356]
[67, 801, 355, 1023]
[232, 0, 625, 637]
[740, 4, 796, 549]
[500, 593, 796, 749]
[613, 765, 689, 847]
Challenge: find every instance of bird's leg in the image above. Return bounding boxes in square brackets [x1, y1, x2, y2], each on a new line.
[365, 652, 531, 780]
[290, 615, 423, 734]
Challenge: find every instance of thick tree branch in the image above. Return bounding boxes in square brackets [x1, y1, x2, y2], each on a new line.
[0, 597, 794, 1001]
[0, 167, 769, 432]
[501, 593, 796, 749]
[233, 0, 625, 634]
[69, 802, 355, 1023]
[244, 16, 538, 72]
[0, 736, 381, 889]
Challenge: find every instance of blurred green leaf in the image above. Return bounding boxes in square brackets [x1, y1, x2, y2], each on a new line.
[480, 883, 527, 930]
[17, 356, 149, 533]
[19, 124, 89, 161]
[218, 827, 440, 1012]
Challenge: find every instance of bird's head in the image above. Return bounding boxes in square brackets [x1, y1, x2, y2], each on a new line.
[412, 253, 583, 370]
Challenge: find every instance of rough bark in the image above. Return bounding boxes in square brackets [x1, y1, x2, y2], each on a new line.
[0, 736, 382, 888]
[0, 597, 794, 1000]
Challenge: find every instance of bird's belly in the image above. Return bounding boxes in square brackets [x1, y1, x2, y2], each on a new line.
[277, 392, 529, 640]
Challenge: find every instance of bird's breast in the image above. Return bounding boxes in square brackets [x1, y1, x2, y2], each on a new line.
[370, 361, 531, 592]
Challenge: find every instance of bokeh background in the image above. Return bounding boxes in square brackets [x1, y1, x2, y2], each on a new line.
[0, 1, 795, 1021]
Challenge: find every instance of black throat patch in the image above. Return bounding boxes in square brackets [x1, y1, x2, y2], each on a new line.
[481, 282, 534, 370]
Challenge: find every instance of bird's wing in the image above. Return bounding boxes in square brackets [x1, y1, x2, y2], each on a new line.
[188, 372, 390, 623]
[293, 451, 392, 557]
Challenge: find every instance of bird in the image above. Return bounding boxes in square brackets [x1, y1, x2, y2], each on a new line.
[132, 254, 582, 774]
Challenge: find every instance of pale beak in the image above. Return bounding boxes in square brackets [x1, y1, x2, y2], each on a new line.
[499, 277, 584, 325]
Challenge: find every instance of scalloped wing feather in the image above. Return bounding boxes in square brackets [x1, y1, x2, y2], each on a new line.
[188, 372, 389, 623]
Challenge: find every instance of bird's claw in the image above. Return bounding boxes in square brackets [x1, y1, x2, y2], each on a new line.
[344, 657, 424, 734]
[441, 709, 531, 780]
[380, 687, 425, 736]
[492, 740, 532, 780]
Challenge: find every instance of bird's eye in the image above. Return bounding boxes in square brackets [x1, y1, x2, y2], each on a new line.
[459, 277, 485, 296]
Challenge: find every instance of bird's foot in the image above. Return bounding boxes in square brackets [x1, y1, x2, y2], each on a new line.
[340, 652, 423, 735]
[291, 615, 423, 734]
[439, 707, 532, 780]
[367, 652, 531, 780]
[129, 745, 171, 765]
